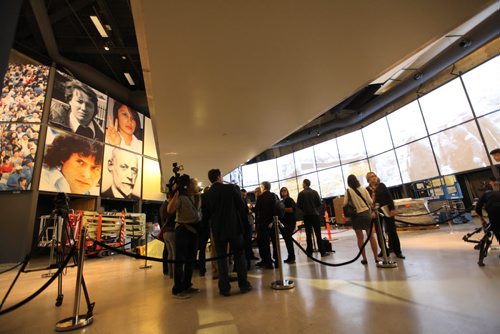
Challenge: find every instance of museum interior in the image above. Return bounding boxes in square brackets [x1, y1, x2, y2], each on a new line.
[0, 1, 499, 333]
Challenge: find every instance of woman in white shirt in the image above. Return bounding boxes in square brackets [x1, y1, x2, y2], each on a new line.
[106, 102, 142, 153]
[343, 174, 379, 265]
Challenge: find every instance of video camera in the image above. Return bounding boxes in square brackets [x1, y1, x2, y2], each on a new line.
[166, 162, 184, 195]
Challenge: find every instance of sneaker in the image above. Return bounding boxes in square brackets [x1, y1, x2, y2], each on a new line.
[185, 287, 200, 293]
[172, 292, 191, 299]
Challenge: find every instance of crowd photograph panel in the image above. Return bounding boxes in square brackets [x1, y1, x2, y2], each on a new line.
[48, 71, 107, 141]
[39, 127, 104, 196]
[101, 145, 142, 200]
[105, 98, 143, 154]
[0, 63, 49, 123]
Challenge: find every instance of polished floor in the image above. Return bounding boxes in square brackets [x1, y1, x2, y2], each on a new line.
[1, 220, 499, 334]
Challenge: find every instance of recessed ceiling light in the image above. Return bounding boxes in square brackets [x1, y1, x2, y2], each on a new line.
[121, 55, 127, 60]
[124, 72, 135, 85]
[90, 16, 109, 38]
[104, 45, 110, 51]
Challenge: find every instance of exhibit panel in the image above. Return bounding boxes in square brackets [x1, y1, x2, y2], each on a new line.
[362, 118, 393, 157]
[0, 63, 49, 123]
[314, 137, 340, 171]
[294, 146, 316, 176]
[101, 144, 142, 200]
[418, 77, 474, 135]
[317, 166, 344, 198]
[39, 126, 104, 196]
[258, 158, 278, 183]
[341, 160, 370, 188]
[143, 116, 157, 159]
[142, 157, 166, 202]
[461, 55, 500, 117]
[277, 153, 296, 180]
[477, 111, 500, 155]
[242, 163, 259, 187]
[105, 98, 144, 154]
[387, 100, 427, 147]
[395, 138, 439, 183]
[368, 150, 402, 187]
[48, 70, 107, 141]
[430, 120, 489, 175]
[337, 130, 366, 164]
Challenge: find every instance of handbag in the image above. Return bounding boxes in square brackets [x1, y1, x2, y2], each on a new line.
[343, 190, 357, 218]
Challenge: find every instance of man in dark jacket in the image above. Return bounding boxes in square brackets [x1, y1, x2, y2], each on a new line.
[202, 169, 252, 296]
[297, 179, 329, 257]
[254, 181, 279, 269]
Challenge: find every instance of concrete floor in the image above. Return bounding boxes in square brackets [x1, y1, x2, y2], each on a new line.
[0, 220, 499, 334]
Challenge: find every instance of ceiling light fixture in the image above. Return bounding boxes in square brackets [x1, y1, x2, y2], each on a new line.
[124, 72, 135, 85]
[90, 15, 109, 38]
[104, 45, 110, 51]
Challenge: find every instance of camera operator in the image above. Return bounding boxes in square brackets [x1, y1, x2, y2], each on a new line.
[167, 174, 201, 299]
[476, 177, 500, 245]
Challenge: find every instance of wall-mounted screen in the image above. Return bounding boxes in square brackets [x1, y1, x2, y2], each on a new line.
[229, 167, 243, 186]
[341, 160, 370, 188]
[317, 166, 344, 197]
[362, 118, 393, 157]
[40, 127, 104, 195]
[279, 178, 299, 201]
[49, 71, 107, 141]
[337, 130, 366, 164]
[430, 121, 489, 175]
[368, 150, 402, 187]
[419, 77, 473, 134]
[105, 98, 144, 154]
[101, 145, 142, 200]
[387, 100, 427, 147]
[1, 63, 49, 123]
[276, 153, 296, 180]
[0, 123, 40, 191]
[258, 159, 278, 182]
[294, 147, 316, 176]
[143, 116, 157, 158]
[242, 163, 259, 187]
[461, 56, 500, 117]
[477, 111, 499, 155]
[395, 138, 438, 183]
[142, 157, 165, 202]
[314, 138, 340, 170]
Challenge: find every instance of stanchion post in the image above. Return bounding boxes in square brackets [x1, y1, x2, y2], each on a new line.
[374, 204, 397, 269]
[271, 216, 295, 290]
[140, 222, 152, 269]
[55, 226, 93, 331]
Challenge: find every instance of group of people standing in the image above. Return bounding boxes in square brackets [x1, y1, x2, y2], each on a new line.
[158, 167, 406, 299]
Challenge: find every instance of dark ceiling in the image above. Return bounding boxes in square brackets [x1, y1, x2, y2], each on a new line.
[13, 0, 144, 91]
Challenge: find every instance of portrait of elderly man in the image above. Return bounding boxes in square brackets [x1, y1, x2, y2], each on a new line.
[49, 73, 105, 141]
[40, 130, 104, 195]
[101, 147, 140, 200]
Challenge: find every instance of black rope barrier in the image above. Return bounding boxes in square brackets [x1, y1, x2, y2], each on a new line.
[395, 205, 445, 217]
[0, 246, 76, 316]
[291, 223, 374, 267]
[392, 209, 470, 226]
[0, 262, 24, 275]
[91, 239, 233, 264]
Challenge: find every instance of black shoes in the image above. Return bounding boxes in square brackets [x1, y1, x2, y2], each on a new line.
[320, 252, 331, 257]
[396, 253, 406, 259]
[256, 261, 274, 269]
[240, 284, 253, 294]
[219, 291, 231, 297]
[284, 258, 296, 264]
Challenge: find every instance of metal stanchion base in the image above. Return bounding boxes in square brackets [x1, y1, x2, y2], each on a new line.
[271, 279, 295, 290]
[139, 265, 152, 269]
[376, 260, 398, 268]
[55, 314, 93, 331]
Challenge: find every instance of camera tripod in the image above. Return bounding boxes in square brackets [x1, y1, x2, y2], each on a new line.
[463, 222, 494, 266]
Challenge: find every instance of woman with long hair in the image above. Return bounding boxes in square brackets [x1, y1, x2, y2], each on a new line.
[279, 187, 297, 263]
[344, 174, 379, 265]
